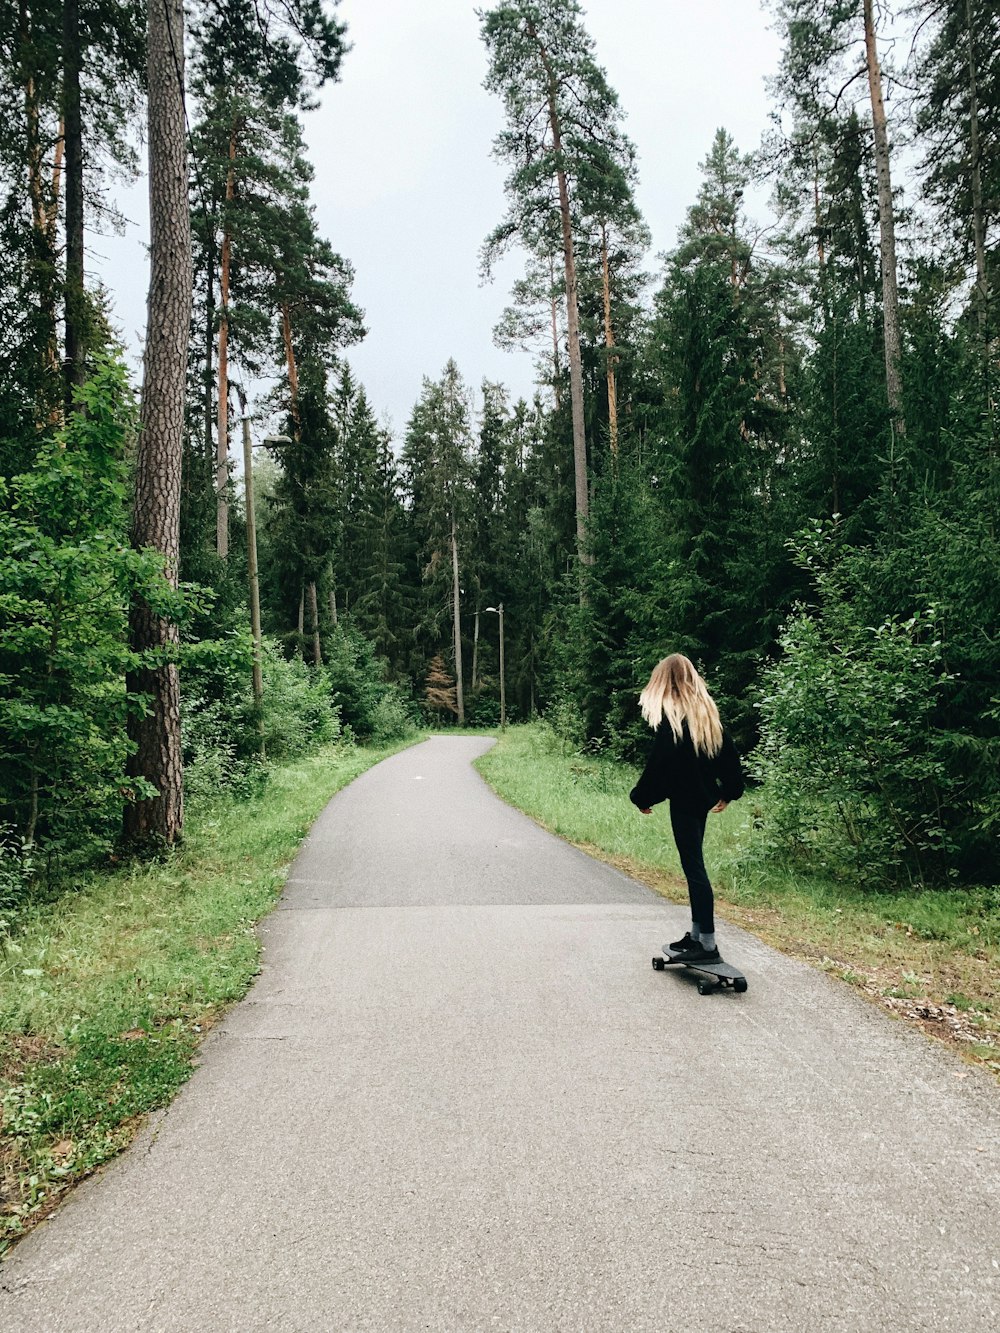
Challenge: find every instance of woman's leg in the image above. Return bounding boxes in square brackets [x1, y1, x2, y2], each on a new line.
[669, 801, 714, 936]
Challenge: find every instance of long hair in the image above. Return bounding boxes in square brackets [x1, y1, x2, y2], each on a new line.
[638, 653, 723, 757]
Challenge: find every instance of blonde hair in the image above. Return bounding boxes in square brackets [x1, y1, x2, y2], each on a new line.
[638, 653, 723, 757]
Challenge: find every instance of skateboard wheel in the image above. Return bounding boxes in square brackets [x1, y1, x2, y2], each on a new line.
[652, 956, 665, 970]
[734, 978, 748, 994]
[697, 980, 712, 995]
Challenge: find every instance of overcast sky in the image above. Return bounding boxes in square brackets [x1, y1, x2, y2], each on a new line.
[91, 0, 782, 437]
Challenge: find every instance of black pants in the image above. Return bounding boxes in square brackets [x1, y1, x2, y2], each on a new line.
[669, 800, 714, 935]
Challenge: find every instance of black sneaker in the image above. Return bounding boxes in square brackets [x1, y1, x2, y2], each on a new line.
[669, 931, 699, 952]
[681, 942, 721, 964]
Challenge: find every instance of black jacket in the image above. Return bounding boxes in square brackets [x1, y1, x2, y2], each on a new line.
[629, 720, 745, 812]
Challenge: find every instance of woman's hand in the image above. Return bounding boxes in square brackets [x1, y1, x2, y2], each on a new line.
[710, 800, 729, 814]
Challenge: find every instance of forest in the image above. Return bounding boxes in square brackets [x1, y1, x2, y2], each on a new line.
[1, 0, 998, 901]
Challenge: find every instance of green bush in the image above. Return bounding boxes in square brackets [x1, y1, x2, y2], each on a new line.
[261, 645, 341, 759]
[324, 626, 413, 740]
[367, 690, 417, 745]
[181, 634, 341, 799]
[0, 358, 175, 873]
[754, 524, 960, 885]
[543, 696, 588, 752]
[465, 692, 501, 728]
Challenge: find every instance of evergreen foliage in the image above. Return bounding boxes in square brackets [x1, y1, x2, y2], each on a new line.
[1, 0, 998, 892]
[0, 360, 175, 865]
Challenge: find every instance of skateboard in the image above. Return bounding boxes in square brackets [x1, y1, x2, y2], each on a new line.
[652, 945, 748, 995]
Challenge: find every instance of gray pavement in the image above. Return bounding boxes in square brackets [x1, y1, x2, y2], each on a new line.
[2, 735, 999, 1332]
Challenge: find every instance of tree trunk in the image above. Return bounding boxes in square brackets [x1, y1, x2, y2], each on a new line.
[49, 116, 64, 236]
[530, 27, 589, 562]
[124, 0, 192, 849]
[308, 580, 322, 666]
[548, 251, 561, 411]
[20, 1, 60, 411]
[451, 514, 465, 725]
[965, 0, 988, 344]
[813, 153, 825, 268]
[203, 230, 216, 474]
[216, 124, 238, 559]
[863, 0, 905, 436]
[236, 387, 264, 753]
[328, 561, 338, 627]
[281, 302, 302, 437]
[472, 608, 480, 691]
[600, 222, 619, 462]
[62, 0, 86, 406]
[296, 584, 304, 658]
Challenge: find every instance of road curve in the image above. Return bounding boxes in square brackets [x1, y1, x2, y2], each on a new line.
[1, 736, 998, 1331]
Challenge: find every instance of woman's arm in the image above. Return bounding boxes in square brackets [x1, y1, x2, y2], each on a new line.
[629, 724, 674, 810]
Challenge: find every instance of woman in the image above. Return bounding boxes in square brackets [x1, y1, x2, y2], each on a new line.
[630, 654, 744, 963]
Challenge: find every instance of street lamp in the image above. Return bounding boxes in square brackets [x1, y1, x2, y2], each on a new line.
[484, 603, 505, 730]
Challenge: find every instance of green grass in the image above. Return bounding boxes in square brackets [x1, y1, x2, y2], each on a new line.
[0, 736, 417, 1252]
[476, 724, 1000, 1077]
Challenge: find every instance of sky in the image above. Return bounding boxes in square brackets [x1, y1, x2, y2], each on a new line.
[90, 0, 783, 438]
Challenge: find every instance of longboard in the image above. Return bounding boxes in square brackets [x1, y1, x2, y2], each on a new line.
[652, 945, 748, 995]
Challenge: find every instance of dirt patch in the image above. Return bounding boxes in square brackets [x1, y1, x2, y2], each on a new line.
[0, 1035, 67, 1084]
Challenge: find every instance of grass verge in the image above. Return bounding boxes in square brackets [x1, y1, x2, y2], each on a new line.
[476, 724, 999, 1080]
[0, 736, 418, 1254]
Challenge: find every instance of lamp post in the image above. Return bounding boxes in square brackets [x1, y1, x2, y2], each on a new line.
[485, 603, 505, 729]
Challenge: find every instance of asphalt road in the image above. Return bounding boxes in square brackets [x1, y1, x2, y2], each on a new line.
[2, 736, 998, 1332]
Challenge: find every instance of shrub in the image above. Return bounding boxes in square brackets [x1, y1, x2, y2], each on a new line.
[367, 689, 417, 745]
[0, 358, 174, 870]
[754, 524, 960, 885]
[465, 692, 501, 728]
[181, 634, 340, 801]
[542, 696, 588, 753]
[324, 626, 412, 740]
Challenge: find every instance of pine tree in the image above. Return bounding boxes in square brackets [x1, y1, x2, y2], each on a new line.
[914, 0, 999, 401]
[187, 0, 351, 559]
[772, 0, 905, 433]
[480, 0, 632, 566]
[0, 0, 144, 429]
[123, 0, 193, 848]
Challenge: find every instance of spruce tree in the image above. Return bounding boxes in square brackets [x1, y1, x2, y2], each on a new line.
[401, 362, 476, 720]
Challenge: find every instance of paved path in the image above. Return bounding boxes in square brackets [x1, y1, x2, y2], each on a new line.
[2, 737, 998, 1331]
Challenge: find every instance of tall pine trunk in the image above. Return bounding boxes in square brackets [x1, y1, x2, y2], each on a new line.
[451, 514, 464, 725]
[124, 0, 192, 848]
[62, 0, 86, 406]
[203, 228, 216, 475]
[863, 0, 904, 436]
[529, 26, 589, 561]
[308, 581, 322, 666]
[328, 561, 338, 627]
[281, 302, 302, 436]
[20, 1, 60, 414]
[600, 222, 619, 461]
[216, 124, 238, 558]
[548, 252, 561, 411]
[964, 0, 988, 345]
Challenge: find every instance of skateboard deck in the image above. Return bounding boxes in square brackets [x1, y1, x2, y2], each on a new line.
[652, 945, 748, 994]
